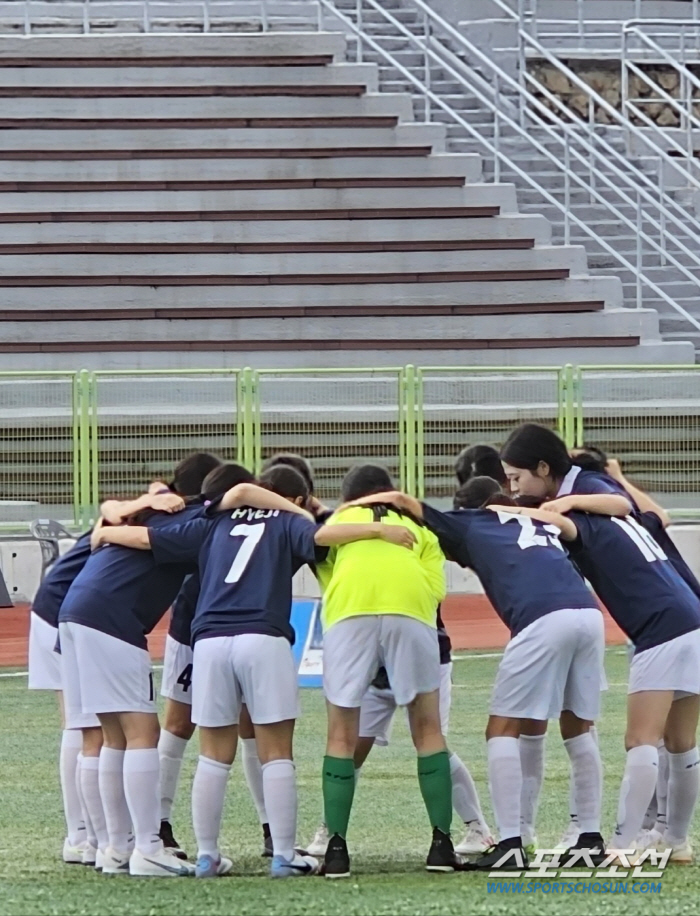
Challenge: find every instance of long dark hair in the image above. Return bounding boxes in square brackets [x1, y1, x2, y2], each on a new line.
[500, 424, 571, 479]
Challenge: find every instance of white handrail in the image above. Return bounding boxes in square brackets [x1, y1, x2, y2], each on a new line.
[316, 0, 700, 333]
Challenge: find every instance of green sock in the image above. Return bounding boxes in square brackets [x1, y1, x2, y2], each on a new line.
[417, 750, 452, 835]
[323, 756, 356, 838]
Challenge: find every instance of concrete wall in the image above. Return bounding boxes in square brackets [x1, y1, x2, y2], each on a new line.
[4, 524, 700, 603]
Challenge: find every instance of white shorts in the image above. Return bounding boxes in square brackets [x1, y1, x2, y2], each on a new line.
[28, 612, 62, 691]
[191, 633, 300, 728]
[161, 634, 194, 705]
[490, 607, 604, 722]
[323, 615, 440, 708]
[359, 661, 453, 746]
[59, 622, 155, 727]
[629, 629, 700, 698]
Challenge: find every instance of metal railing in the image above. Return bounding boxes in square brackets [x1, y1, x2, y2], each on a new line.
[315, 0, 700, 333]
[0, 0, 322, 34]
[4, 364, 700, 526]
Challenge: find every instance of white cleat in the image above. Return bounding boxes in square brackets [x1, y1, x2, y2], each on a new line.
[129, 846, 195, 877]
[634, 828, 665, 851]
[455, 822, 494, 856]
[658, 839, 694, 864]
[81, 843, 97, 866]
[63, 839, 88, 864]
[554, 821, 580, 852]
[95, 849, 107, 872]
[102, 847, 131, 875]
[305, 823, 329, 857]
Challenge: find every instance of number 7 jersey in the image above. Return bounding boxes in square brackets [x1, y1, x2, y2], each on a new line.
[421, 505, 595, 637]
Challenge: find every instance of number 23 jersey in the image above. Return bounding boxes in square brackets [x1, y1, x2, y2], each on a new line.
[149, 505, 326, 645]
[421, 505, 595, 637]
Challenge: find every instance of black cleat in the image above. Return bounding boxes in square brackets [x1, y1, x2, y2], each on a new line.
[562, 832, 607, 867]
[262, 822, 273, 858]
[426, 827, 465, 872]
[159, 820, 188, 861]
[464, 839, 529, 872]
[322, 833, 351, 879]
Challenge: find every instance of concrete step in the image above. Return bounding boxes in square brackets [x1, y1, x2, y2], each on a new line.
[0, 183, 518, 214]
[0, 151, 483, 184]
[0, 93, 416, 120]
[0, 213, 550, 246]
[0, 122, 448, 152]
[0, 245, 589, 278]
[0, 62, 380, 90]
[0, 275, 624, 311]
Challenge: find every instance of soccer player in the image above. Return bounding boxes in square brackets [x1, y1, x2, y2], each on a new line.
[349, 480, 628, 870]
[28, 484, 184, 866]
[95, 475, 415, 879]
[57, 455, 225, 877]
[455, 444, 507, 488]
[521, 498, 700, 862]
[317, 464, 460, 879]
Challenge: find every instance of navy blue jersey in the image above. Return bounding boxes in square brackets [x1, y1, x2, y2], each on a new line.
[568, 511, 700, 652]
[422, 504, 594, 636]
[560, 466, 633, 501]
[59, 505, 202, 650]
[168, 572, 200, 646]
[31, 531, 92, 627]
[149, 505, 326, 645]
[637, 512, 700, 602]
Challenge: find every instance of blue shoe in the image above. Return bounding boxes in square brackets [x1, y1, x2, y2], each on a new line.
[195, 854, 233, 878]
[270, 853, 319, 878]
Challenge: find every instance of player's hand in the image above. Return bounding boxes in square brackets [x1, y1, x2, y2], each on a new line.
[148, 480, 170, 495]
[150, 493, 185, 514]
[379, 525, 417, 550]
[605, 457, 623, 480]
[486, 504, 521, 514]
[99, 500, 126, 526]
[541, 496, 576, 514]
[342, 491, 405, 510]
[90, 517, 104, 551]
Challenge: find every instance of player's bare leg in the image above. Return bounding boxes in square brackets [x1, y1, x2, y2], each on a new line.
[158, 698, 194, 859]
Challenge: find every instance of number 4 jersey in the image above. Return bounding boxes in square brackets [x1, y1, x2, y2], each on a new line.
[567, 511, 700, 653]
[421, 505, 595, 637]
[149, 505, 327, 646]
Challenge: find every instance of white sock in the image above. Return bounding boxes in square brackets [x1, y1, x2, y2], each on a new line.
[262, 759, 297, 862]
[612, 744, 658, 848]
[449, 752, 485, 826]
[655, 742, 669, 833]
[568, 725, 597, 824]
[666, 747, 700, 845]
[241, 738, 267, 825]
[564, 732, 602, 835]
[158, 730, 189, 823]
[60, 730, 86, 846]
[519, 735, 545, 841]
[76, 753, 96, 848]
[98, 748, 131, 852]
[192, 755, 231, 859]
[123, 748, 162, 856]
[487, 737, 522, 842]
[80, 755, 109, 852]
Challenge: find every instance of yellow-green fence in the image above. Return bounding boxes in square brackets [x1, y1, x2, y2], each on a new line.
[1, 364, 699, 527]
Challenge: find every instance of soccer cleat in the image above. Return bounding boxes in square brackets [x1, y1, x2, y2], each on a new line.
[659, 839, 694, 864]
[426, 828, 465, 872]
[455, 822, 494, 856]
[102, 847, 131, 875]
[129, 846, 195, 877]
[81, 843, 97, 866]
[306, 822, 330, 857]
[195, 854, 234, 878]
[562, 832, 607, 867]
[63, 839, 88, 865]
[323, 833, 351, 879]
[159, 820, 188, 861]
[463, 840, 529, 872]
[262, 823, 273, 858]
[522, 836, 538, 859]
[270, 853, 319, 878]
[634, 828, 665, 850]
[554, 819, 580, 852]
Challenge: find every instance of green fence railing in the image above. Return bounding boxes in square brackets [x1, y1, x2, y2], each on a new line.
[1, 362, 699, 527]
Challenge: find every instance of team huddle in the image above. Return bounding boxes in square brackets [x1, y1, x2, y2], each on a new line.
[26, 423, 700, 880]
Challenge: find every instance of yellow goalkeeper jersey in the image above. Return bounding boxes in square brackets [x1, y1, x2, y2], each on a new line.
[317, 505, 446, 632]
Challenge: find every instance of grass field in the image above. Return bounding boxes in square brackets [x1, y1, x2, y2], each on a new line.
[2, 649, 699, 916]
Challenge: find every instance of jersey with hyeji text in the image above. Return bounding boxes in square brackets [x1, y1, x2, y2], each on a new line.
[58, 504, 203, 650]
[567, 511, 700, 652]
[149, 505, 326, 645]
[421, 504, 594, 636]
